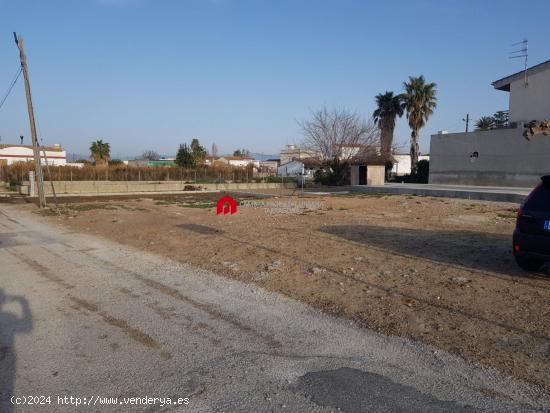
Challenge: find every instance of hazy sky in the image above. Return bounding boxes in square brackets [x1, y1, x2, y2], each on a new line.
[0, 0, 549, 159]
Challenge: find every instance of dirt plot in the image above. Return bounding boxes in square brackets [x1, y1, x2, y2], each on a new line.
[33, 192, 550, 389]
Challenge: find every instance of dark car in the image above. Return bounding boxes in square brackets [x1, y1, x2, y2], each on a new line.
[513, 175, 550, 271]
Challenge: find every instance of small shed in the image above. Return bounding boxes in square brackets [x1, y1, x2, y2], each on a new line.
[350, 164, 385, 186]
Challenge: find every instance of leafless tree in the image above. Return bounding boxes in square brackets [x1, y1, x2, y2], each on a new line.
[300, 107, 379, 163]
[299, 107, 380, 185]
[141, 150, 160, 161]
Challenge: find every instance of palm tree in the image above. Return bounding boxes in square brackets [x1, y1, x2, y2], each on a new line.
[475, 116, 495, 131]
[373, 91, 404, 161]
[402, 76, 437, 175]
[90, 140, 111, 166]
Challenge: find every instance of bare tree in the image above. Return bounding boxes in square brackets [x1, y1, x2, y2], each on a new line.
[299, 107, 380, 184]
[300, 107, 379, 162]
[141, 150, 160, 161]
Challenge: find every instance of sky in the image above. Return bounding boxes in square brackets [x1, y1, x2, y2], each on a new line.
[0, 0, 549, 159]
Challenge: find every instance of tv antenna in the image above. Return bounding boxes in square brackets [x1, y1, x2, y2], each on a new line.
[509, 39, 528, 87]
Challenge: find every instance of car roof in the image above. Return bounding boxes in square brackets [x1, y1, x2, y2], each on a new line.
[542, 175, 550, 185]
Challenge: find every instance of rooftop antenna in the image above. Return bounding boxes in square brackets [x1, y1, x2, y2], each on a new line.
[509, 39, 528, 87]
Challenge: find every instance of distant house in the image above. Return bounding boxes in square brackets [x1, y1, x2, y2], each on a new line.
[337, 144, 375, 160]
[280, 145, 318, 165]
[391, 153, 430, 176]
[216, 156, 260, 170]
[277, 160, 315, 179]
[280, 143, 378, 165]
[0, 144, 66, 166]
[259, 159, 280, 174]
[204, 156, 220, 166]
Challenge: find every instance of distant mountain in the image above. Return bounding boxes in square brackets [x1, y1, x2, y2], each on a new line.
[249, 152, 279, 161]
[66, 153, 90, 162]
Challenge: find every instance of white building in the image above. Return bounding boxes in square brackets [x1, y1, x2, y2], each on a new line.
[259, 159, 279, 174]
[279, 145, 318, 165]
[277, 160, 314, 179]
[216, 156, 260, 170]
[204, 156, 220, 166]
[429, 59, 550, 187]
[492, 59, 550, 125]
[391, 154, 430, 176]
[0, 144, 67, 166]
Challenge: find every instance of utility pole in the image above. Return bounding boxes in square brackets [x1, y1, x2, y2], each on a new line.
[14, 32, 46, 208]
[462, 114, 469, 133]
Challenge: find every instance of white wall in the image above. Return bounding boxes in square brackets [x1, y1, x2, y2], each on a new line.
[391, 154, 429, 176]
[0, 146, 67, 166]
[429, 128, 550, 187]
[509, 68, 550, 123]
[279, 146, 318, 165]
[277, 161, 314, 178]
[227, 159, 260, 169]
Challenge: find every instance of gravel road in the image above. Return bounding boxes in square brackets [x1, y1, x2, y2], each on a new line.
[0, 204, 548, 412]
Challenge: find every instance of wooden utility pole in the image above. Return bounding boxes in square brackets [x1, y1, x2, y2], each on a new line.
[14, 32, 46, 208]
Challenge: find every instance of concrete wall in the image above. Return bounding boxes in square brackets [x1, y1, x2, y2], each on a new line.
[429, 128, 550, 187]
[19, 181, 296, 195]
[509, 68, 550, 124]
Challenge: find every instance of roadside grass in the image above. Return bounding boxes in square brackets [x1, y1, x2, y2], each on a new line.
[155, 199, 217, 208]
[68, 203, 119, 211]
[496, 212, 517, 219]
[331, 192, 395, 199]
[37, 202, 150, 216]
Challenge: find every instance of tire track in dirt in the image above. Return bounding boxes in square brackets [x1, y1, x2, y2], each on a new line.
[34, 243, 283, 350]
[75, 250, 283, 350]
[6, 248, 172, 360]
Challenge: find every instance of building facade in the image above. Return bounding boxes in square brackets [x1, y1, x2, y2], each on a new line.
[391, 154, 430, 176]
[492, 60, 550, 125]
[279, 145, 318, 165]
[430, 60, 550, 188]
[0, 144, 66, 166]
[215, 157, 260, 170]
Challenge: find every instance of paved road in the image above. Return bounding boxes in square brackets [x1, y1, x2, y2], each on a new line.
[0, 205, 548, 412]
[346, 183, 531, 203]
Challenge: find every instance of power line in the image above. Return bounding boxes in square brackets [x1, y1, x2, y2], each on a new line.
[0, 67, 22, 111]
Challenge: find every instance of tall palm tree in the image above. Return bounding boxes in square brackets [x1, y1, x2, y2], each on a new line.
[90, 140, 111, 166]
[373, 91, 404, 161]
[402, 76, 437, 175]
[475, 116, 495, 131]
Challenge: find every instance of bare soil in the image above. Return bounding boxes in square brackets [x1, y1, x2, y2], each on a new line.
[32, 192, 550, 389]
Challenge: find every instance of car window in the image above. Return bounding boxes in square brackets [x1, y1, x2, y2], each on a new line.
[524, 183, 550, 212]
